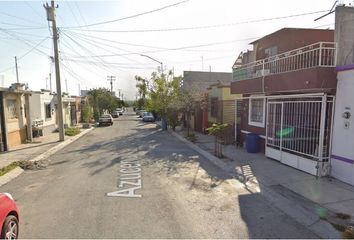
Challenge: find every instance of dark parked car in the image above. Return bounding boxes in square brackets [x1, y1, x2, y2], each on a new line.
[99, 114, 114, 126]
[142, 112, 155, 122]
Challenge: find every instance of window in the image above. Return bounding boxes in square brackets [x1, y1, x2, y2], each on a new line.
[6, 99, 17, 119]
[45, 103, 51, 119]
[210, 97, 218, 118]
[249, 98, 265, 127]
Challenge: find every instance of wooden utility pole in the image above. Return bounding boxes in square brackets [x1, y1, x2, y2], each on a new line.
[44, 0, 64, 141]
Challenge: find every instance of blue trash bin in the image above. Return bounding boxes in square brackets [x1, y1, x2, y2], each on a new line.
[246, 133, 260, 153]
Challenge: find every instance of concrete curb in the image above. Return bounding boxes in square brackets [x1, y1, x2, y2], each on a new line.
[170, 130, 341, 239]
[0, 127, 94, 188]
[29, 127, 94, 163]
[0, 167, 24, 187]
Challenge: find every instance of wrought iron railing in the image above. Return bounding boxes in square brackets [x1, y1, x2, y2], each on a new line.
[233, 42, 337, 81]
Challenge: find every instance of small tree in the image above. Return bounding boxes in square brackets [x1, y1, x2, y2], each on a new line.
[82, 104, 93, 123]
[207, 123, 229, 157]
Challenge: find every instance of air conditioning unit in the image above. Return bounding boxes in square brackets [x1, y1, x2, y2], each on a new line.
[255, 69, 270, 77]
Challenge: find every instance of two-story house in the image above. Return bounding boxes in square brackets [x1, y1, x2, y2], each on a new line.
[231, 28, 337, 176]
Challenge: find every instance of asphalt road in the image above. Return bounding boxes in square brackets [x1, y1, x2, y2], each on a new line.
[0, 109, 318, 238]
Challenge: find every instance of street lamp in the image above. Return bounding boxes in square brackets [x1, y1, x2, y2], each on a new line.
[140, 54, 163, 74]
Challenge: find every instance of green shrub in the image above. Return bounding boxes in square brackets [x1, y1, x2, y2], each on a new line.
[65, 127, 81, 136]
[0, 162, 20, 177]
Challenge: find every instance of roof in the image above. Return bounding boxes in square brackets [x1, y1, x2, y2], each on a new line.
[181, 71, 232, 94]
[250, 28, 334, 44]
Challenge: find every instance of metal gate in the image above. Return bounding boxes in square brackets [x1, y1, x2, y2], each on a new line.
[266, 94, 335, 177]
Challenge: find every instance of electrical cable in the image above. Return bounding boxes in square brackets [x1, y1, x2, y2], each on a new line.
[65, 0, 189, 29]
[66, 9, 329, 33]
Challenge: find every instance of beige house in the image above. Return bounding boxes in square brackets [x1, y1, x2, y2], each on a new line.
[207, 81, 242, 144]
[53, 94, 76, 128]
[0, 83, 32, 151]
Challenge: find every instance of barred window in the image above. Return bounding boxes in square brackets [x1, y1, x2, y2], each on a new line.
[249, 98, 265, 127]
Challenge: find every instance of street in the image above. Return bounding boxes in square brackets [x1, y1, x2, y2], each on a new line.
[0, 110, 318, 238]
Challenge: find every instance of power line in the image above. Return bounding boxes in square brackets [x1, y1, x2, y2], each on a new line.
[60, 36, 257, 58]
[60, 31, 124, 75]
[0, 28, 50, 57]
[66, 29, 248, 54]
[64, 0, 189, 28]
[66, 9, 329, 33]
[18, 37, 50, 60]
[0, 11, 44, 26]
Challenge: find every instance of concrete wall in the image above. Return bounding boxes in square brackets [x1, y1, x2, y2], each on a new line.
[335, 6, 354, 66]
[29, 91, 57, 134]
[4, 92, 28, 147]
[331, 68, 354, 186]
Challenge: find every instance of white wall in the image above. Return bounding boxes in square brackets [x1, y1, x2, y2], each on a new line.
[331, 68, 354, 186]
[29, 92, 56, 128]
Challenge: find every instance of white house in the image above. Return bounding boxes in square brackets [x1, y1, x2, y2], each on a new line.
[29, 90, 57, 136]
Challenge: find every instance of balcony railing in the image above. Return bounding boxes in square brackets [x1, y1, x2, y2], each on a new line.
[232, 42, 337, 81]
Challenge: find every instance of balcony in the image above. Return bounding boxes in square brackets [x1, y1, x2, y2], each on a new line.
[233, 42, 337, 81]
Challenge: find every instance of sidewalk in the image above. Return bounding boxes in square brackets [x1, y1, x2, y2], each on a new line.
[0, 126, 94, 183]
[172, 128, 354, 238]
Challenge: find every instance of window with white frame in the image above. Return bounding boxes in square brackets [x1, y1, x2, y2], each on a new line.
[249, 97, 265, 127]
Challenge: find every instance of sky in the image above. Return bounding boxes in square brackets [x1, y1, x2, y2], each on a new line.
[0, 0, 350, 100]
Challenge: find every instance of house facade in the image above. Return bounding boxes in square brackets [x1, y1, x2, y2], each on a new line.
[207, 82, 242, 144]
[0, 83, 32, 151]
[330, 6, 354, 186]
[231, 28, 337, 176]
[181, 71, 232, 132]
[29, 90, 57, 136]
[53, 94, 76, 128]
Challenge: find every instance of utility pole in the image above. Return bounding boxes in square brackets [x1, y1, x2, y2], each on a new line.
[49, 73, 52, 93]
[44, 0, 64, 141]
[107, 75, 116, 95]
[65, 78, 68, 94]
[78, 83, 81, 96]
[14, 56, 19, 83]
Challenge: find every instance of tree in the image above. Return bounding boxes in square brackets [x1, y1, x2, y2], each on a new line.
[207, 122, 229, 157]
[82, 103, 93, 123]
[87, 88, 118, 121]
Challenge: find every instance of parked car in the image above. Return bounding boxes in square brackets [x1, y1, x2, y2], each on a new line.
[116, 108, 123, 116]
[136, 109, 144, 116]
[139, 111, 147, 118]
[0, 193, 19, 239]
[98, 114, 114, 126]
[111, 111, 119, 118]
[142, 112, 155, 122]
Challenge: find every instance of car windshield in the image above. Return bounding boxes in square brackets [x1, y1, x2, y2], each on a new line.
[144, 112, 153, 116]
[102, 115, 111, 118]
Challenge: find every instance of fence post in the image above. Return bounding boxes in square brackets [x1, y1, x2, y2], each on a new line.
[317, 94, 327, 178]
